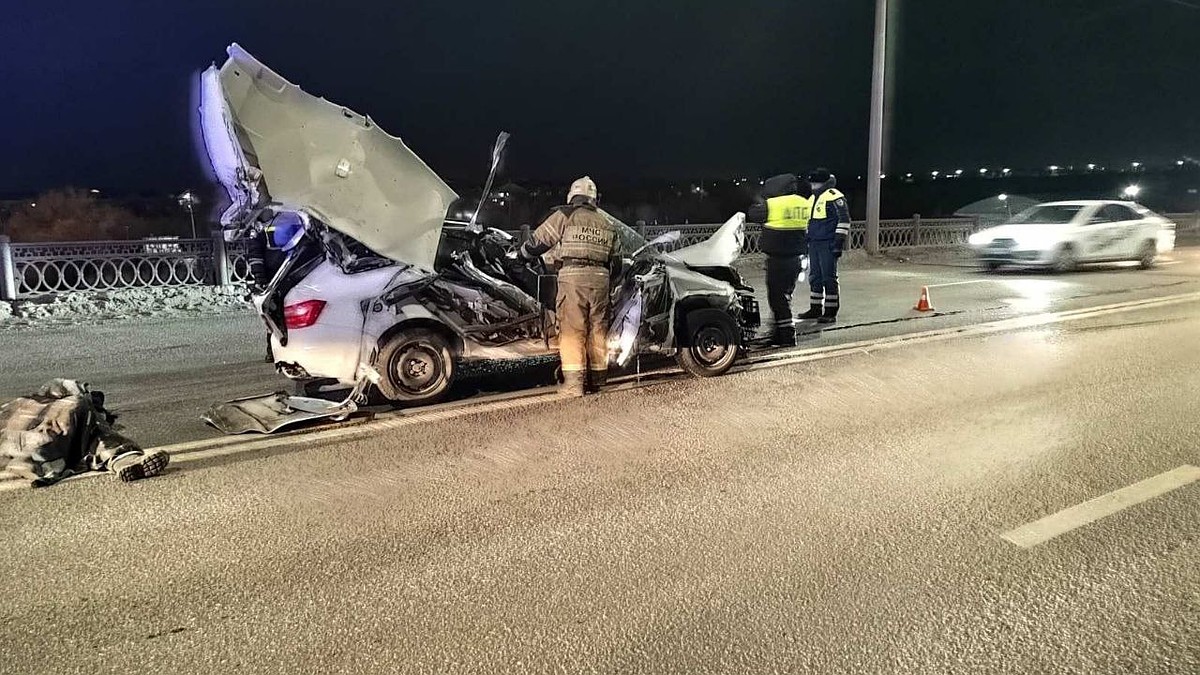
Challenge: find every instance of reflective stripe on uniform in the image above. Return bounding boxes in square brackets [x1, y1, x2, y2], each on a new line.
[765, 195, 813, 230]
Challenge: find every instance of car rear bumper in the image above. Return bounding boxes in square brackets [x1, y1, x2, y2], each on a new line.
[271, 332, 362, 386]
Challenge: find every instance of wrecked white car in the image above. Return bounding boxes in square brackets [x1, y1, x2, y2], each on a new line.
[198, 44, 760, 409]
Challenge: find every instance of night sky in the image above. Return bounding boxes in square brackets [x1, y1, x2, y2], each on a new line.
[1, 0, 1196, 193]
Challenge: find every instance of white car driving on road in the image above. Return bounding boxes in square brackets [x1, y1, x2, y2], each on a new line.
[968, 200, 1176, 272]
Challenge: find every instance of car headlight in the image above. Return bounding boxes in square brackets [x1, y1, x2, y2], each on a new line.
[968, 232, 991, 246]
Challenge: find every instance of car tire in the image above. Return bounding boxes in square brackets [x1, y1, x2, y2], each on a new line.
[376, 328, 455, 405]
[676, 308, 741, 378]
[982, 260, 1002, 272]
[1136, 240, 1157, 269]
[1052, 244, 1077, 274]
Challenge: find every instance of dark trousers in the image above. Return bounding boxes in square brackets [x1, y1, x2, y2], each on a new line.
[807, 240, 840, 311]
[765, 254, 802, 335]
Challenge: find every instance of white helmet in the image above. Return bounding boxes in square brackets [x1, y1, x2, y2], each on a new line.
[567, 176, 598, 203]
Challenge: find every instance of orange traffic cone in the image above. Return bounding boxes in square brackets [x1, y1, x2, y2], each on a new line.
[914, 286, 935, 312]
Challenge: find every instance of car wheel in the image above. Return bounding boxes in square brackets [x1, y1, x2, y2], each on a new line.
[676, 308, 741, 378]
[982, 260, 1002, 272]
[1137, 240, 1157, 269]
[1052, 244, 1077, 274]
[376, 328, 455, 405]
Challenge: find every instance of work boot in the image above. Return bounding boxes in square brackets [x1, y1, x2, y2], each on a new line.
[560, 371, 587, 397]
[797, 304, 823, 320]
[771, 326, 796, 347]
[818, 306, 839, 325]
[110, 450, 171, 483]
[587, 369, 608, 393]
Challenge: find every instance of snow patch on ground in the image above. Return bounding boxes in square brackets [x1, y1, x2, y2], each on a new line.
[1, 286, 253, 330]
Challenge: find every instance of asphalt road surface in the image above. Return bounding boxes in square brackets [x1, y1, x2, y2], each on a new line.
[1, 297, 1197, 674]
[1, 246, 1199, 448]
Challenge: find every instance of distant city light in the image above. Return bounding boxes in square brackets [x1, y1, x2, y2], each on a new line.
[1177, 160, 1186, 167]
[954, 169, 964, 176]
[906, 173, 913, 178]
[1087, 163, 1096, 171]
[29, 202, 36, 208]
[1002, 168, 1012, 176]
[980, 168, 989, 175]
[89, 188, 100, 194]
[1123, 185, 1141, 198]
[931, 171, 940, 178]
[1131, 161, 1143, 169]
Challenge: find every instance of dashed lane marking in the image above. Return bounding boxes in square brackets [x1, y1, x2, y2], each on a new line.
[1000, 465, 1200, 548]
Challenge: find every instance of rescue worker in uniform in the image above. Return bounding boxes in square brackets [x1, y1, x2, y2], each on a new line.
[746, 173, 812, 346]
[800, 168, 851, 324]
[514, 177, 618, 396]
[246, 211, 305, 362]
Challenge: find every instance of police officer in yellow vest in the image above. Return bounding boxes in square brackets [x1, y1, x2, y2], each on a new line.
[747, 173, 812, 345]
[517, 177, 618, 396]
[799, 168, 851, 324]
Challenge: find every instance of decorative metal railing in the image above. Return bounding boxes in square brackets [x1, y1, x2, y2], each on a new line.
[643, 216, 980, 253]
[0, 237, 254, 299]
[1, 212, 1194, 300]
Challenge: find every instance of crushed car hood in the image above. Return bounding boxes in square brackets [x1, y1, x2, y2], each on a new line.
[198, 44, 458, 268]
[669, 213, 746, 267]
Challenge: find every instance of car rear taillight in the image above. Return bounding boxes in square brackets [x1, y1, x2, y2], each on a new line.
[283, 300, 326, 329]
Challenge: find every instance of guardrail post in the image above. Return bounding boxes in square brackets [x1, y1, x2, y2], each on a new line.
[0, 235, 16, 301]
[210, 232, 232, 288]
[910, 214, 922, 247]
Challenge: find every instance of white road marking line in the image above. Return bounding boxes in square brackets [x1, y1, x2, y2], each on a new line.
[162, 290, 1200, 459]
[162, 289, 1200, 456]
[740, 291, 1200, 373]
[1, 289, 1190, 493]
[171, 390, 575, 465]
[926, 280, 994, 288]
[1000, 465, 1200, 549]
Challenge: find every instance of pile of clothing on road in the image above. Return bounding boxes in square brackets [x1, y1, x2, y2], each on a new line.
[0, 379, 169, 487]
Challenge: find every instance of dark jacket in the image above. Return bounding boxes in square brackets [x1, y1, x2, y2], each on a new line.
[749, 174, 811, 257]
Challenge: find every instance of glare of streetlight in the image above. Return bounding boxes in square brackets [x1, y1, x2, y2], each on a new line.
[1177, 160, 1186, 167]
[1122, 185, 1141, 198]
[178, 190, 200, 239]
[1087, 163, 1096, 171]
[998, 193, 1008, 201]
[980, 168, 989, 175]
[954, 169, 964, 176]
[1131, 161, 1143, 169]
[1002, 168, 1012, 175]
[931, 171, 940, 178]
[89, 188, 100, 194]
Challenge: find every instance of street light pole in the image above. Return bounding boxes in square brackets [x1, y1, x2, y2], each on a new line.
[865, 0, 888, 255]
